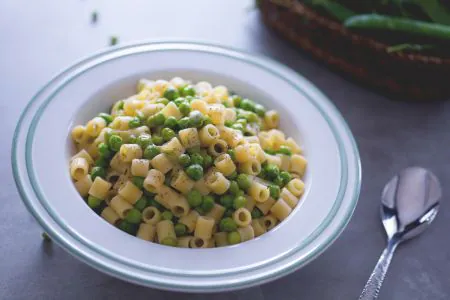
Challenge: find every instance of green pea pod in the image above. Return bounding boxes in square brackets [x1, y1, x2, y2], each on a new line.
[312, 0, 356, 22]
[344, 14, 450, 41]
[413, 0, 450, 25]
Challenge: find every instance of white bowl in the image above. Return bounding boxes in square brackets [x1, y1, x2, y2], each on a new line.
[12, 41, 361, 292]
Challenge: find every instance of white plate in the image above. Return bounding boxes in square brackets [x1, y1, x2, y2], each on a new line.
[12, 41, 361, 292]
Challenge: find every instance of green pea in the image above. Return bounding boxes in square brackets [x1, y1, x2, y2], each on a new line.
[134, 197, 148, 211]
[227, 231, 241, 245]
[203, 116, 212, 125]
[269, 185, 281, 199]
[173, 97, 186, 107]
[246, 112, 259, 123]
[94, 157, 109, 168]
[236, 118, 247, 127]
[195, 206, 205, 215]
[220, 194, 234, 209]
[187, 190, 203, 207]
[231, 95, 242, 107]
[190, 153, 204, 165]
[87, 195, 102, 208]
[156, 98, 169, 105]
[98, 112, 113, 124]
[278, 145, 292, 156]
[254, 104, 266, 117]
[108, 134, 123, 152]
[116, 100, 124, 110]
[237, 174, 251, 190]
[188, 111, 204, 128]
[233, 195, 247, 209]
[91, 166, 106, 180]
[203, 154, 213, 169]
[144, 145, 160, 159]
[147, 112, 166, 127]
[137, 134, 153, 149]
[178, 154, 191, 167]
[236, 189, 245, 197]
[97, 142, 111, 158]
[224, 120, 234, 127]
[175, 223, 187, 236]
[201, 195, 215, 212]
[148, 198, 164, 211]
[125, 208, 142, 224]
[128, 135, 137, 144]
[231, 123, 244, 132]
[164, 116, 178, 129]
[223, 209, 234, 218]
[161, 236, 177, 247]
[280, 171, 292, 185]
[178, 117, 190, 129]
[151, 135, 164, 145]
[132, 176, 145, 189]
[186, 164, 203, 181]
[239, 98, 255, 111]
[228, 181, 240, 195]
[180, 85, 196, 97]
[128, 117, 141, 128]
[161, 128, 176, 142]
[264, 149, 276, 155]
[273, 176, 284, 187]
[251, 208, 263, 219]
[178, 102, 191, 116]
[118, 220, 137, 235]
[219, 217, 237, 232]
[227, 171, 238, 180]
[161, 210, 173, 221]
[265, 164, 280, 179]
[227, 149, 236, 161]
[163, 87, 179, 101]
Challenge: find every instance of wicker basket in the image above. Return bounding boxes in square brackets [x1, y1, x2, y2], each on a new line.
[260, 0, 450, 101]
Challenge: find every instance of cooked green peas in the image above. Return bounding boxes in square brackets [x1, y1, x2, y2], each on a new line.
[233, 195, 247, 209]
[227, 231, 241, 245]
[223, 209, 234, 218]
[173, 97, 186, 106]
[151, 135, 164, 145]
[187, 190, 203, 207]
[229, 181, 240, 195]
[132, 176, 145, 189]
[178, 154, 191, 167]
[118, 220, 137, 235]
[98, 112, 113, 124]
[108, 134, 123, 152]
[195, 206, 205, 215]
[125, 208, 142, 224]
[148, 198, 164, 211]
[161, 128, 176, 142]
[164, 116, 178, 129]
[265, 164, 280, 179]
[278, 145, 292, 156]
[231, 123, 244, 132]
[163, 87, 179, 101]
[95, 157, 108, 168]
[236, 118, 247, 127]
[251, 208, 263, 219]
[246, 112, 259, 123]
[147, 112, 166, 127]
[161, 236, 177, 247]
[237, 174, 251, 190]
[254, 104, 266, 117]
[180, 85, 196, 97]
[232, 95, 242, 107]
[239, 99, 255, 111]
[280, 171, 292, 185]
[203, 154, 213, 168]
[143, 145, 160, 159]
[203, 116, 212, 125]
[190, 153, 204, 165]
[161, 211, 173, 221]
[220, 194, 234, 209]
[269, 185, 281, 199]
[175, 223, 187, 236]
[201, 195, 215, 212]
[227, 171, 238, 180]
[137, 134, 153, 149]
[128, 135, 137, 144]
[186, 164, 203, 181]
[224, 120, 234, 127]
[128, 117, 141, 128]
[134, 197, 147, 211]
[87, 195, 102, 208]
[227, 149, 236, 161]
[179, 102, 191, 116]
[178, 117, 190, 129]
[98, 142, 111, 157]
[116, 100, 124, 110]
[188, 111, 204, 128]
[156, 98, 170, 105]
[220, 217, 237, 232]
[91, 166, 106, 180]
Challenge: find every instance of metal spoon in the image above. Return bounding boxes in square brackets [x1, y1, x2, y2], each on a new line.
[359, 167, 442, 300]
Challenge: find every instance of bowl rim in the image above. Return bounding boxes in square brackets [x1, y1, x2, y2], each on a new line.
[12, 40, 361, 292]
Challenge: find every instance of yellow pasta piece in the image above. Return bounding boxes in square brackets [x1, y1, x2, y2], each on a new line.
[237, 225, 255, 242]
[280, 187, 299, 208]
[223, 108, 236, 122]
[214, 154, 236, 176]
[137, 223, 156, 241]
[255, 197, 276, 215]
[118, 181, 142, 205]
[170, 170, 195, 194]
[131, 159, 150, 177]
[101, 207, 120, 225]
[160, 137, 185, 158]
[88, 177, 112, 200]
[270, 198, 292, 221]
[190, 99, 209, 115]
[70, 157, 89, 181]
[74, 175, 93, 197]
[167, 195, 190, 217]
[194, 176, 211, 196]
[239, 160, 261, 176]
[244, 195, 256, 212]
[109, 152, 129, 173]
[152, 79, 170, 96]
[249, 181, 270, 203]
[110, 195, 133, 218]
[71, 149, 94, 165]
[170, 77, 186, 88]
[194, 216, 215, 239]
[264, 110, 280, 129]
[110, 116, 133, 130]
[119, 144, 142, 162]
[212, 85, 229, 102]
[290, 154, 307, 177]
[285, 137, 303, 154]
[151, 153, 173, 174]
[195, 81, 212, 96]
[205, 171, 230, 195]
[137, 78, 155, 92]
[71, 125, 86, 143]
[262, 214, 278, 230]
[199, 124, 220, 146]
[233, 208, 252, 227]
[161, 102, 182, 120]
[277, 154, 290, 171]
[287, 178, 305, 197]
[156, 220, 176, 244]
[142, 206, 161, 225]
[189, 237, 209, 248]
[208, 139, 228, 157]
[143, 169, 165, 193]
[235, 144, 251, 163]
[205, 204, 226, 224]
[179, 210, 200, 233]
[155, 185, 178, 209]
[214, 232, 228, 247]
[140, 103, 165, 118]
[208, 104, 226, 125]
[251, 219, 266, 237]
[177, 236, 193, 248]
[265, 153, 282, 168]
[178, 128, 200, 149]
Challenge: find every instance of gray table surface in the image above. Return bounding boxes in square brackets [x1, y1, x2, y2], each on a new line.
[2, 1, 450, 299]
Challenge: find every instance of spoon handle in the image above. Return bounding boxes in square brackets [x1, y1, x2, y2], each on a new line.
[359, 239, 399, 300]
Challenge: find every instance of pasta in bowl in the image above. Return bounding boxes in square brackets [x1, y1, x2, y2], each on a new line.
[70, 77, 307, 248]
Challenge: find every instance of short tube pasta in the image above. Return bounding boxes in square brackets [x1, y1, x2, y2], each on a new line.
[137, 223, 156, 241]
[270, 198, 292, 221]
[73, 175, 92, 197]
[70, 157, 89, 181]
[144, 169, 165, 192]
[194, 216, 215, 239]
[199, 124, 220, 146]
[119, 144, 142, 162]
[214, 154, 236, 176]
[233, 208, 252, 227]
[206, 171, 230, 195]
[189, 237, 209, 248]
[142, 207, 161, 225]
[101, 207, 121, 225]
[88, 177, 112, 200]
[237, 226, 255, 242]
[287, 178, 305, 197]
[131, 159, 150, 177]
[110, 195, 133, 218]
[118, 181, 143, 205]
[156, 220, 176, 244]
[249, 181, 270, 203]
[179, 210, 200, 233]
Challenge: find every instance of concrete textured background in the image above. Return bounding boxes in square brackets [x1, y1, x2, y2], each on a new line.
[1, 1, 449, 299]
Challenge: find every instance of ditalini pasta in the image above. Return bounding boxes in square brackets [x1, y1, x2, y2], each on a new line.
[69, 77, 307, 247]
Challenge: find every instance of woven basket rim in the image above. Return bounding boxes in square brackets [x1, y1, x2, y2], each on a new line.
[268, 0, 450, 65]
